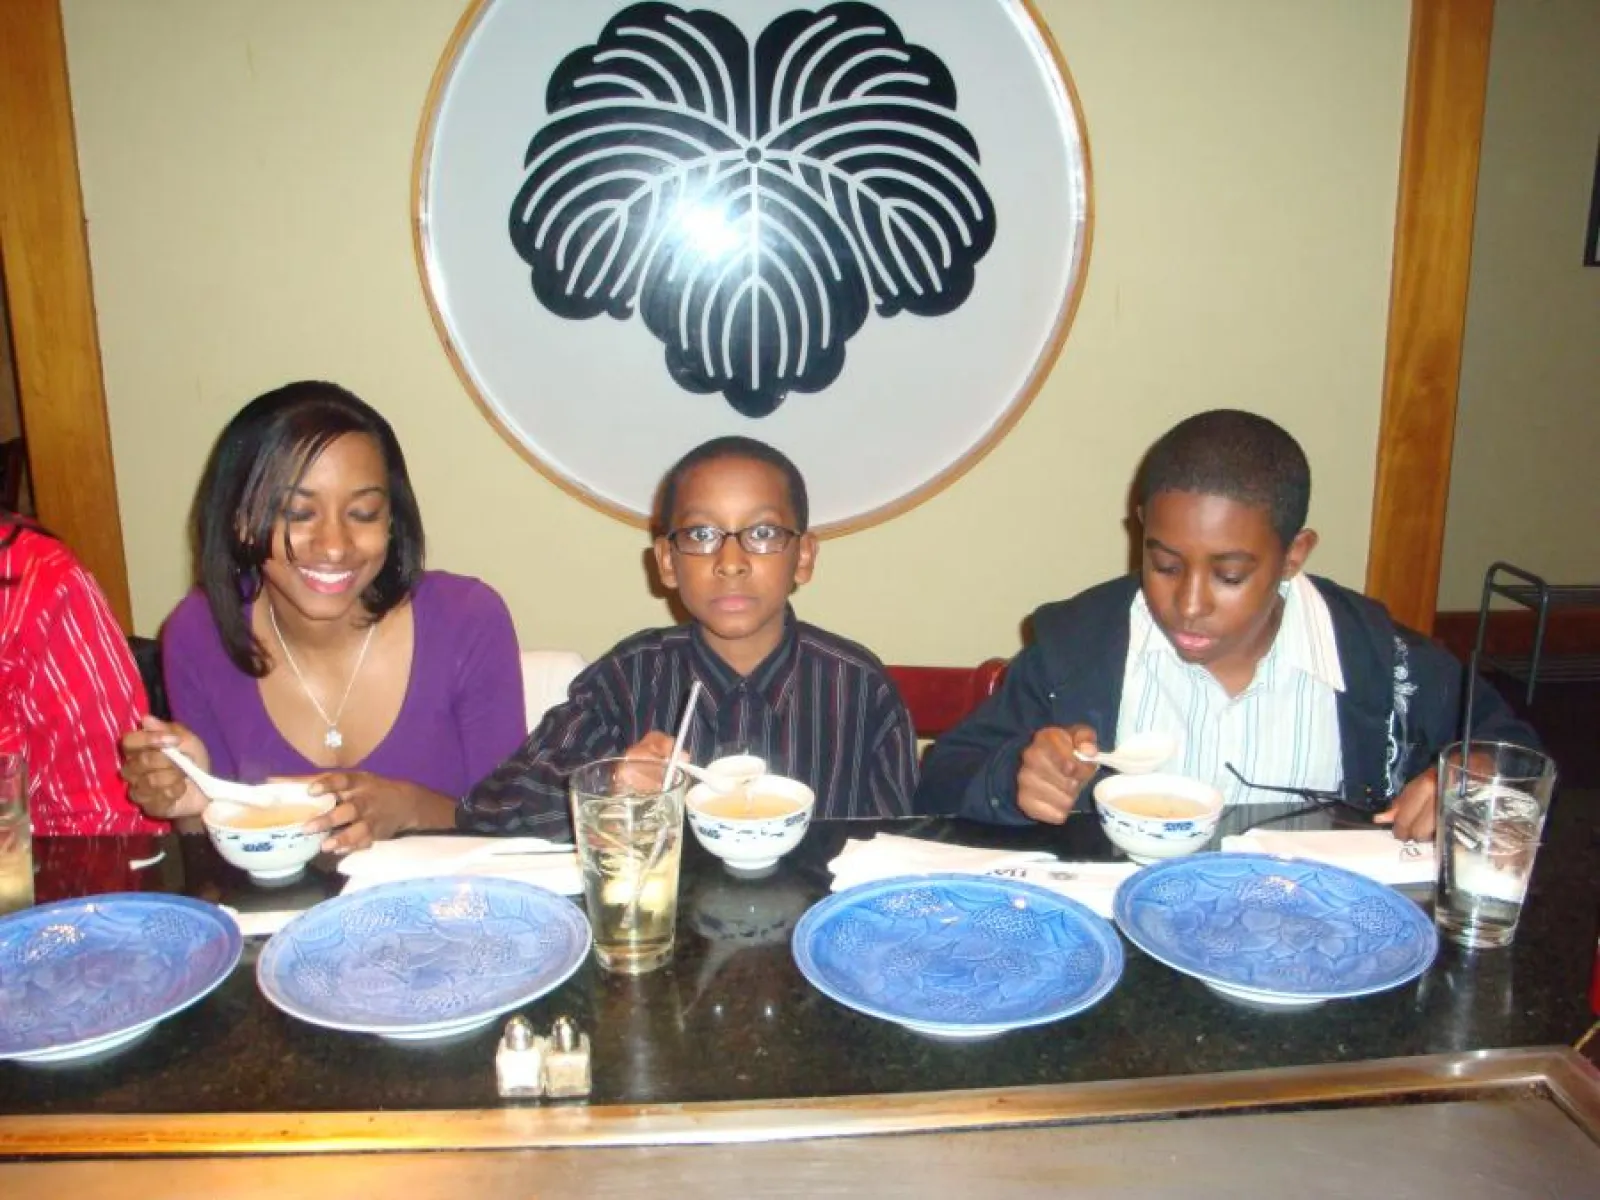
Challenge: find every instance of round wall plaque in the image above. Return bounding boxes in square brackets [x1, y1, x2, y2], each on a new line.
[416, 0, 1091, 531]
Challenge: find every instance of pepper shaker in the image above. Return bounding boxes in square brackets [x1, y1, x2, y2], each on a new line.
[543, 1015, 592, 1099]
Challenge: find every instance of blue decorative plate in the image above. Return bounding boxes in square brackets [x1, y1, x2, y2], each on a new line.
[791, 874, 1124, 1038]
[1113, 853, 1438, 1008]
[0, 893, 242, 1063]
[256, 877, 590, 1040]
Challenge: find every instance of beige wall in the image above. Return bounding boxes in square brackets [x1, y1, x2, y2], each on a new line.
[63, 0, 1409, 661]
[1439, 0, 1600, 611]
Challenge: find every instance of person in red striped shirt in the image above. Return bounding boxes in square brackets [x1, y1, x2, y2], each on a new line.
[0, 515, 162, 835]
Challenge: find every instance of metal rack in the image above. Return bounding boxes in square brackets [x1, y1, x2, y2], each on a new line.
[1473, 561, 1600, 704]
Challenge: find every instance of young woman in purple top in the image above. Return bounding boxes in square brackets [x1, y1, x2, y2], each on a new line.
[119, 381, 525, 852]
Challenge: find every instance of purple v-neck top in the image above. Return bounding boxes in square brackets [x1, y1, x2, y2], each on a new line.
[161, 571, 525, 799]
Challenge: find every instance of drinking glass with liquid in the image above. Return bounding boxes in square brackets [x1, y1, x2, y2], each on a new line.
[1433, 741, 1556, 949]
[0, 752, 34, 916]
[569, 757, 687, 975]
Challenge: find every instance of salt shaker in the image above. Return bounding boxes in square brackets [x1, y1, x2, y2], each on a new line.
[495, 1015, 546, 1098]
[543, 1015, 592, 1099]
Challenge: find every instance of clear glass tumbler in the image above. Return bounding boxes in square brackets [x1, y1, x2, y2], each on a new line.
[0, 752, 34, 917]
[569, 757, 687, 974]
[1434, 741, 1556, 949]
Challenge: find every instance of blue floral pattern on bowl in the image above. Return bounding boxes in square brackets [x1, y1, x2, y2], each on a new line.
[204, 792, 333, 881]
[1112, 853, 1437, 1007]
[0, 894, 241, 1062]
[686, 776, 814, 873]
[792, 874, 1123, 1038]
[256, 877, 590, 1040]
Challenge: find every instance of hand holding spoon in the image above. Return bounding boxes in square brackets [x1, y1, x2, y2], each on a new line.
[1074, 731, 1177, 775]
[161, 747, 312, 809]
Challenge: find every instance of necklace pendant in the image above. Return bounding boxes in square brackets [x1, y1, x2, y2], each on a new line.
[324, 727, 343, 750]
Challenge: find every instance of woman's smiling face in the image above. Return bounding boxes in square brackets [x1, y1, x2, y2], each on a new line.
[259, 433, 392, 627]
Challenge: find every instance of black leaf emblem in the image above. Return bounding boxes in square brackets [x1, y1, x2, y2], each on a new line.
[508, 2, 997, 417]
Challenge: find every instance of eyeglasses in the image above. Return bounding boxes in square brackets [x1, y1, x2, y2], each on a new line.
[665, 523, 799, 556]
[1224, 762, 1387, 832]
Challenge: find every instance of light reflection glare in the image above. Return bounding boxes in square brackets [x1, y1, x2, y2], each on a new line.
[673, 202, 741, 259]
[430, 888, 490, 922]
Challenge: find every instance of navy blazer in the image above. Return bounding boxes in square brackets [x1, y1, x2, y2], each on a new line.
[913, 575, 1536, 824]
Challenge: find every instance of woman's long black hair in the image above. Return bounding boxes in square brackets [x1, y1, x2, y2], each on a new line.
[193, 381, 425, 676]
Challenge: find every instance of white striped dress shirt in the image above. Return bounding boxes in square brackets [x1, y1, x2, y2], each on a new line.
[1115, 574, 1344, 806]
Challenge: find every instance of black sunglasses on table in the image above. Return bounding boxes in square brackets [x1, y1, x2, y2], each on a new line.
[1224, 762, 1389, 833]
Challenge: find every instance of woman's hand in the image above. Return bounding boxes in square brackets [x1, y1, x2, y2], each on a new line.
[119, 716, 209, 819]
[1017, 725, 1100, 824]
[302, 772, 458, 854]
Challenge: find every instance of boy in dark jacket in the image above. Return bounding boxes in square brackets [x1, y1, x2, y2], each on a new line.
[914, 410, 1534, 840]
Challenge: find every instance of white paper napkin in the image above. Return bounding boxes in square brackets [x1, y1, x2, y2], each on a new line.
[1220, 829, 1435, 887]
[826, 834, 1135, 918]
[336, 836, 583, 896]
[221, 905, 304, 939]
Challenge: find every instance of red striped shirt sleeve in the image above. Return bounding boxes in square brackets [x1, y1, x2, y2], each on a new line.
[0, 534, 165, 835]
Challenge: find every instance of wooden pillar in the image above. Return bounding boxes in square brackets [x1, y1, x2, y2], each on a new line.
[1365, 0, 1496, 634]
[0, 0, 133, 630]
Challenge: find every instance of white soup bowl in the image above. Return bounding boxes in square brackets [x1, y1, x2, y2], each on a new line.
[1093, 772, 1224, 864]
[201, 785, 334, 882]
[686, 774, 815, 875]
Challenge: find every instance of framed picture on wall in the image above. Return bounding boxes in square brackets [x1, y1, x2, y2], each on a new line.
[1586, 134, 1600, 267]
[414, 0, 1092, 533]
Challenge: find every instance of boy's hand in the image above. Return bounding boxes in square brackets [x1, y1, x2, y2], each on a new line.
[616, 731, 679, 791]
[1017, 725, 1099, 825]
[1374, 768, 1437, 841]
[623, 731, 677, 762]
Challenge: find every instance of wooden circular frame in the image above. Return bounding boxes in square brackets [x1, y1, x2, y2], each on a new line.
[411, 0, 1094, 537]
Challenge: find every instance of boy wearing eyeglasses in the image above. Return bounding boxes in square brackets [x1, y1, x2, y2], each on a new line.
[915, 409, 1535, 841]
[461, 436, 916, 834]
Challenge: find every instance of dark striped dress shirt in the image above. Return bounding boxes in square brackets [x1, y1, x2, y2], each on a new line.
[459, 609, 918, 837]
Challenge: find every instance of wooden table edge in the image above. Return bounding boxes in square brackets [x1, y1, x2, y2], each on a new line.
[3, 1046, 1596, 1158]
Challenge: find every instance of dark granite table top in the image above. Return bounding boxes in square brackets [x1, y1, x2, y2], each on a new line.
[2, 794, 1595, 1116]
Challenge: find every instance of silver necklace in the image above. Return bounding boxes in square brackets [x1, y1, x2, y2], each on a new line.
[267, 601, 377, 750]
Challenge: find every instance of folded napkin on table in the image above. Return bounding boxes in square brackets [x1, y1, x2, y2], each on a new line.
[1220, 828, 1435, 887]
[826, 833, 1136, 919]
[336, 836, 583, 896]
[221, 905, 304, 939]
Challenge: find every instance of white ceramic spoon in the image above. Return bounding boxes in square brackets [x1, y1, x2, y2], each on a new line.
[670, 755, 768, 793]
[161, 747, 309, 809]
[1074, 731, 1178, 775]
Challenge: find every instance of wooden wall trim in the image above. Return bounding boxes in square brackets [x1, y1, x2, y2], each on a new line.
[0, 0, 132, 630]
[1433, 608, 1600, 664]
[1365, 0, 1496, 634]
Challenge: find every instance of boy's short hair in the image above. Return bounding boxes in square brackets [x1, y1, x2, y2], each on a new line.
[656, 436, 810, 533]
[1137, 409, 1310, 545]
